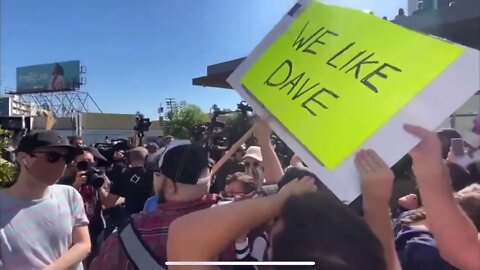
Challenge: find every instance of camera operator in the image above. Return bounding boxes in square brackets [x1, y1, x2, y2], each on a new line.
[106, 149, 128, 184]
[145, 142, 162, 170]
[99, 147, 154, 217]
[58, 146, 109, 265]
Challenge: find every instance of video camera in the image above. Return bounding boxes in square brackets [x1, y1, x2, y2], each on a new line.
[94, 139, 130, 166]
[190, 101, 255, 152]
[134, 113, 151, 134]
[236, 101, 253, 117]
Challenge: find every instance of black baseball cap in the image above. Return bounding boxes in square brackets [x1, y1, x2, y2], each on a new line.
[16, 131, 83, 157]
[155, 143, 209, 185]
[81, 146, 107, 161]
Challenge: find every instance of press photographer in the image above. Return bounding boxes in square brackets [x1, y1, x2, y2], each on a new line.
[58, 146, 109, 266]
[94, 139, 130, 183]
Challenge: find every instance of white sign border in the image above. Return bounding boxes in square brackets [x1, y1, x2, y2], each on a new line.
[227, 0, 480, 203]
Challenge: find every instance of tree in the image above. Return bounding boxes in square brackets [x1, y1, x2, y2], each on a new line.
[0, 128, 17, 188]
[223, 113, 254, 146]
[164, 102, 209, 139]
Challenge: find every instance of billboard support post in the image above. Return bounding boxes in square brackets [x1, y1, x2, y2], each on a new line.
[16, 91, 102, 118]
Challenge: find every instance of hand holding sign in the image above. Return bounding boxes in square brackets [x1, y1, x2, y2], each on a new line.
[241, 2, 464, 170]
[404, 124, 443, 164]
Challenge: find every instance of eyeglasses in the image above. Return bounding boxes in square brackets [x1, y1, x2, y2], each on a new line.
[244, 161, 260, 168]
[31, 152, 73, 164]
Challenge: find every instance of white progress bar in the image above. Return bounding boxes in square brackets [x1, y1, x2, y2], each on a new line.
[166, 262, 315, 266]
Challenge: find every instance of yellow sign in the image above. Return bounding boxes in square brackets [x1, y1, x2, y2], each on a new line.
[241, 2, 464, 170]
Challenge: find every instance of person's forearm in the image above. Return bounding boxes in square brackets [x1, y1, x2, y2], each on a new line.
[168, 194, 287, 263]
[46, 243, 91, 270]
[363, 201, 401, 270]
[258, 138, 284, 184]
[99, 188, 120, 209]
[415, 164, 480, 269]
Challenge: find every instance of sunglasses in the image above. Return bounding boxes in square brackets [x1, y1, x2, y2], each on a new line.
[31, 152, 73, 164]
[244, 161, 260, 168]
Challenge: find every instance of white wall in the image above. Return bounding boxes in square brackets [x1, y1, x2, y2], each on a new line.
[32, 129, 164, 146]
[81, 130, 164, 145]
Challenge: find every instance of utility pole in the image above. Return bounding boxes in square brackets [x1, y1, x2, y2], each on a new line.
[165, 98, 177, 119]
[158, 103, 164, 122]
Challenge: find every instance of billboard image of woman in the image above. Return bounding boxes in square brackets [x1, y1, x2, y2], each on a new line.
[48, 63, 66, 90]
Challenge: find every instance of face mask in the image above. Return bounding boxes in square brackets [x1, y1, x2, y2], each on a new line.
[245, 166, 265, 187]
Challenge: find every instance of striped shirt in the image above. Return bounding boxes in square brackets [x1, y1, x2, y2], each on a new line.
[0, 184, 89, 270]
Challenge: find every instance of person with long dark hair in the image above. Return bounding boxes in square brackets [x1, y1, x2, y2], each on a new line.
[48, 63, 65, 90]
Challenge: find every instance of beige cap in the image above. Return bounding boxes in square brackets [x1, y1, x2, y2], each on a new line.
[243, 146, 263, 162]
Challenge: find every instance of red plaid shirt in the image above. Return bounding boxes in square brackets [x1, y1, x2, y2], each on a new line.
[90, 195, 220, 270]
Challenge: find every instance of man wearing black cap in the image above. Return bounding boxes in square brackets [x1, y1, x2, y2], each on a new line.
[0, 131, 91, 270]
[90, 142, 219, 270]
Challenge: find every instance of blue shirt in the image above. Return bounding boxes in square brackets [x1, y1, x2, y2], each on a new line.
[143, 195, 159, 213]
[395, 226, 456, 270]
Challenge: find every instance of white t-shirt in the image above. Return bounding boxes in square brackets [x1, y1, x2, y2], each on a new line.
[0, 184, 89, 270]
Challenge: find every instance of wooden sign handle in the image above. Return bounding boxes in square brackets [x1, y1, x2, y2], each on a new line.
[211, 123, 257, 176]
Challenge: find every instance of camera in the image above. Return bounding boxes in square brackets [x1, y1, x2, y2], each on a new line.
[134, 113, 151, 134]
[236, 101, 253, 117]
[77, 161, 105, 189]
[95, 139, 130, 166]
[85, 167, 105, 189]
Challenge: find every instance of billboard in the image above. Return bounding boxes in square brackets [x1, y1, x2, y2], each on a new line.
[16, 60, 81, 93]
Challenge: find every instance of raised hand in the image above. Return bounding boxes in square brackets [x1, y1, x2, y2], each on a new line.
[279, 176, 317, 198]
[254, 117, 272, 143]
[355, 149, 394, 205]
[73, 171, 87, 190]
[404, 124, 442, 162]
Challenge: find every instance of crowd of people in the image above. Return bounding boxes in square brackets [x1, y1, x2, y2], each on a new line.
[378, 0, 476, 21]
[0, 116, 479, 270]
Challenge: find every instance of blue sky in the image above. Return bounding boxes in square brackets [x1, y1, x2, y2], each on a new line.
[1, 0, 406, 119]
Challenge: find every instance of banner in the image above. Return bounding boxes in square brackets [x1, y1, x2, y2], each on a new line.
[228, 0, 480, 202]
[16, 60, 81, 93]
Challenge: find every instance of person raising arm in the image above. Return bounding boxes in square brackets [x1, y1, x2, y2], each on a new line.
[167, 177, 317, 269]
[405, 124, 480, 270]
[355, 149, 402, 270]
[253, 119, 284, 184]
